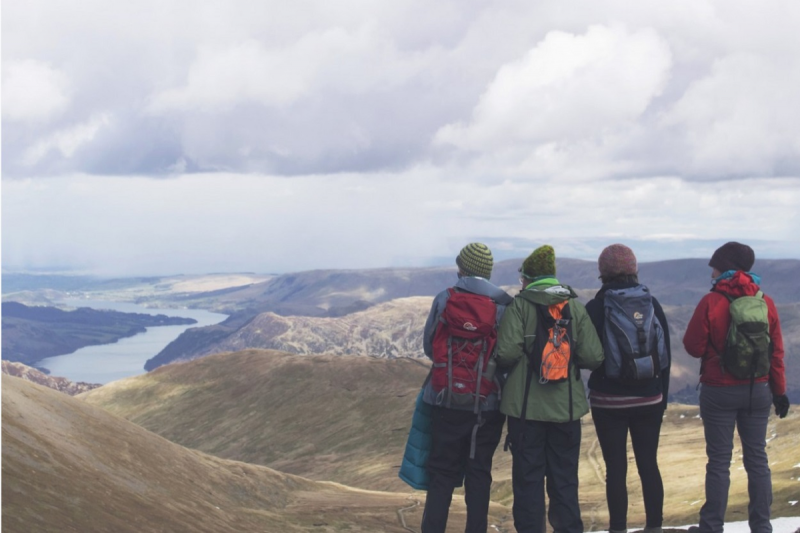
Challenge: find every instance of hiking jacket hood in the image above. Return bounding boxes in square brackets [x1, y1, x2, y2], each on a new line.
[421, 275, 513, 410]
[496, 278, 604, 422]
[682, 271, 786, 395]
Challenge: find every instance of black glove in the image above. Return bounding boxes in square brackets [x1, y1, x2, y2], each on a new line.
[773, 394, 789, 419]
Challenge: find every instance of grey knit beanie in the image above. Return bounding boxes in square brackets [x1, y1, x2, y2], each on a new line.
[456, 243, 494, 279]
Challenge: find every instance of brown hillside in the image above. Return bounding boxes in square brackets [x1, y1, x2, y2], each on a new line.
[83, 350, 432, 493]
[82, 350, 800, 529]
[1, 373, 462, 532]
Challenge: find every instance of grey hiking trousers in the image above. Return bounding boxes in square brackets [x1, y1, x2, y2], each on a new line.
[698, 382, 772, 533]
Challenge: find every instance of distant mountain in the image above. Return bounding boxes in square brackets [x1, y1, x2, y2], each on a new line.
[145, 296, 430, 370]
[1, 361, 101, 395]
[135, 257, 800, 315]
[1, 302, 197, 367]
[144, 291, 799, 404]
[82, 349, 800, 526]
[6, 259, 798, 398]
[1, 374, 437, 533]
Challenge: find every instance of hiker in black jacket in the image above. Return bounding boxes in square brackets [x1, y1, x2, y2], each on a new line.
[585, 244, 671, 533]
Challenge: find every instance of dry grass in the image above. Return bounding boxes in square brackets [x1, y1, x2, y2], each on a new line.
[82, 350, 432, 492]
[81, 350, 800, 530]
[4, 374, 471, 532]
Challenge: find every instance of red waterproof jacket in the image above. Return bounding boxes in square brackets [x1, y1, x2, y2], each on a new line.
[683, 271, 786, 395]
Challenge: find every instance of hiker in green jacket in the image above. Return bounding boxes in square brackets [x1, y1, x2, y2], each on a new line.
[496, 245, 604, 533]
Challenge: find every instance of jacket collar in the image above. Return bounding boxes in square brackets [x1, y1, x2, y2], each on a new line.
[455, 276, 513, 305]
[594, 280, 640, 300]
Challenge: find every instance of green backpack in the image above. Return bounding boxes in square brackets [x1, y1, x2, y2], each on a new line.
[722, 291, 771, 380]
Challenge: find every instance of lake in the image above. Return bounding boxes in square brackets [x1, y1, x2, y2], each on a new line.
[37, 299, 227, 385]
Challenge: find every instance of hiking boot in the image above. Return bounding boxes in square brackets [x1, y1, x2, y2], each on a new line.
[687, 527, 703, 533]
[643, 528, 662, 533]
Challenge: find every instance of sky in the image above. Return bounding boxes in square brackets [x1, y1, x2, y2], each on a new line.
[2, 0, 800, 276]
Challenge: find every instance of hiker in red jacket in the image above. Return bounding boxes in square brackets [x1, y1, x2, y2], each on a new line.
[683, 242, 788, 533]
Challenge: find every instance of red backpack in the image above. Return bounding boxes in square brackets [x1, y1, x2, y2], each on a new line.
[430, 289, 499, 409]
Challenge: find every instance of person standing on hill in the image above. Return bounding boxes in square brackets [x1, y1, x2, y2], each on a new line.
[496, 245, 604, 533]
[683, 242, 789, 533]
[419, 242, 513, 533]
[586, 244, 671, 533]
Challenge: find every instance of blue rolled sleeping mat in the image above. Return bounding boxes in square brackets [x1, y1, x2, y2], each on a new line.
[398, 388, 433, 490]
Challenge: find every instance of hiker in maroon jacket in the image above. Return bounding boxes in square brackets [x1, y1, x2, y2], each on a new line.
[683, 242, 788, 533]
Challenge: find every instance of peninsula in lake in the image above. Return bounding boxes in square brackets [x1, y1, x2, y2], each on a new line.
[1, 302, 197, 368]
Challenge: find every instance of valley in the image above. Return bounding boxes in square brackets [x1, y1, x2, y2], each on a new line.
[80, 349, 800, 529]
[2, 374, 446, 533]
[3, 259, 799, 531]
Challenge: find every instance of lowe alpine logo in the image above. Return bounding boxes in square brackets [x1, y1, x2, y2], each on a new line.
[463, 322, 478, 331]
[633, 312, 644, 320]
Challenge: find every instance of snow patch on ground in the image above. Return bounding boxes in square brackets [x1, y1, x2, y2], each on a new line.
[594, 516, 800, 532]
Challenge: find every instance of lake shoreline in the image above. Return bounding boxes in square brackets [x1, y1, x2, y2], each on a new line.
[33, 299, 227, 385]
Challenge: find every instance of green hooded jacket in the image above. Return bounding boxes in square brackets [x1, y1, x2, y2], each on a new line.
[496, 278, 604, 422]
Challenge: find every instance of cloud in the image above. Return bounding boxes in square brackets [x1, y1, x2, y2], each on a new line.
[2, 0, 800, 274]
[661, 53, 800, 177]
[4, 1, 800, 182]
[2, 60, 70, 122]
[22, 114, 112, 166]
[435, 25, 672, 152]
[146, 26, 430, 113]
[3, 172, 798, 276]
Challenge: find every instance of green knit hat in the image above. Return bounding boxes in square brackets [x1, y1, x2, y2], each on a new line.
[456, 242, 493, 279]
[522, 245, 556, 279]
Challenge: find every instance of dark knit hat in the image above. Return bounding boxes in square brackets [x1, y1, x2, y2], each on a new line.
[598, 244, 638, 279]
[522, 245, 556, 278]
[456, 242, 494, 279]
[709, 241, 755, 272]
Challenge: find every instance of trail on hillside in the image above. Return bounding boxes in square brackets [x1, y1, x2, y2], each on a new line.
[585, 436, 606, 531]
[397, 497, 421, 532]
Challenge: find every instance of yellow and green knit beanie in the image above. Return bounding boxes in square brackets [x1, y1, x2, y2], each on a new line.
[456, 242, 494, 279]
[522, 245, 556, 279]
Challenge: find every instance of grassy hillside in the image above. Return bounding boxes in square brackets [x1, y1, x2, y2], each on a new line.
[4, 373, 495, 532]
[82, 350, 800, 529]
[83, 350, 432, 492]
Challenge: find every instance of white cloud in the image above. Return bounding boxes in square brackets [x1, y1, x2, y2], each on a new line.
[2, 60, 70, 121]
[2, 0, 800, 274]
[2, 171, 798, 275]
[147, 25, 429, 113]
[22, 114, 112, 165]
[661, 52, 800, 176]
[435, 25, 672, 154]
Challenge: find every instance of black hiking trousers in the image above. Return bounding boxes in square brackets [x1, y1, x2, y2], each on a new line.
[421, 406, 505, 533]
[507, 417, 583, 533]
[591, 403, 665, 531]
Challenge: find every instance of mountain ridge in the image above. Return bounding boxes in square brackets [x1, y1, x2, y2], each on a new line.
[2, 373, 462, 532]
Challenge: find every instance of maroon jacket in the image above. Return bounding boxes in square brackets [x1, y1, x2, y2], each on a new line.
[683, 271, 786, 396]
